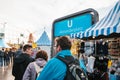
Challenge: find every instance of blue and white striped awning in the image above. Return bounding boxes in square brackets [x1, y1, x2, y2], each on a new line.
[70, 32, 84, 38]
[83, 0, 120, 38]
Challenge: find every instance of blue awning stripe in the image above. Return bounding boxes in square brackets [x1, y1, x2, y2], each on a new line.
[101, 29, 104, 35]
[108, 2, 120, 26]
[88, 17, 106, 36]
[113, 17, 120, 33]
[94, 3, 119, 36]
[84, 26, 93, 37]
[70, 1, 120, 38]
[83, 1, 120, 38]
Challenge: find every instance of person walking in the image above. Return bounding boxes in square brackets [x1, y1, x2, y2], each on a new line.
[12, 44, 34, 80]
[36, 36, 73, 80]
[0, 48, 4, 66]
[22, 50, 48, 80]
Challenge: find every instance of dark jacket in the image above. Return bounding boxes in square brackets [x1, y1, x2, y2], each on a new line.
[12, 53, 34, 80]
[14, 49, 22, 57]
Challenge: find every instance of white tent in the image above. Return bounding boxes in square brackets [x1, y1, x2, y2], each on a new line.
[70, 0, 120, 38]
[83, 0, 120, 38]
[36, 31, 51, 46]
[36, 31, 51, 59]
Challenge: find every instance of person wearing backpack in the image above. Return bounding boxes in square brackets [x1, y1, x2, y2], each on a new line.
[22, 50, 48, 80]
[37, 36, 88, 80]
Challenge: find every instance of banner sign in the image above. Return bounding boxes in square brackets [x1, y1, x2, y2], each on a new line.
[54, 13, 92, 37]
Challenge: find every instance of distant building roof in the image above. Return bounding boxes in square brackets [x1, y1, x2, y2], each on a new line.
[36, 31, 51, 46]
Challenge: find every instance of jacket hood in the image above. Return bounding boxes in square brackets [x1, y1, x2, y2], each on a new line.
[14, 53, 29, 63]
[35, 58, 47, 67]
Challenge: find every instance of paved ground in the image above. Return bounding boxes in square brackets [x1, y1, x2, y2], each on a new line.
[0, 63, 14, 80]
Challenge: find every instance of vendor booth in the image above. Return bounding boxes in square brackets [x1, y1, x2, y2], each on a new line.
[71, 0, 120, 57]
[51, 1, 120, 79]
[75, 0, 120, 80]
[83, 1, 120, 38]
[82, 0, 120, 56]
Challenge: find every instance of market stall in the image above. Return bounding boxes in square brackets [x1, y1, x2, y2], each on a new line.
[71, 1, 120, 80]
[82, 1, 120, 80]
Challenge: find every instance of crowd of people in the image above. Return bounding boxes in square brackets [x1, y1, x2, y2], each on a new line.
[0, 36, 119, 80]
[11, 36, 83, 80]
[0, 47, 15, 66]
[0, 44, 49, 80]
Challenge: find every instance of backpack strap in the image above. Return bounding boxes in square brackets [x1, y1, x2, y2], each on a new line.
[33, 62, 42, 74]
[56, 56, 75, 66]
[56, 56, 80, 68]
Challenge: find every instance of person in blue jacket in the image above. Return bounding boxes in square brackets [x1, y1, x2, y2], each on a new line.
[36, 36, 72, 80]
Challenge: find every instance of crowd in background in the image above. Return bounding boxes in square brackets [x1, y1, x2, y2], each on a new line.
[0, 47, 16, 66]
[0, 36, 120, 80]
[0, 45, 41, 67]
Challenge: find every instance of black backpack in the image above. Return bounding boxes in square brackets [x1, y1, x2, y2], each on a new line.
[56, 56, 88, 80]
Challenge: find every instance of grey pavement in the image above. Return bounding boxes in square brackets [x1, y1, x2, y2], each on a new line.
[0, 62, 14, 80]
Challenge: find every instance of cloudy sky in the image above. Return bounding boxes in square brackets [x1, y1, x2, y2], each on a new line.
[0, 0, 118, 43]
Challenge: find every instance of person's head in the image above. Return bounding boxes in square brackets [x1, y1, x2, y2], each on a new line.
[55, 36, 71, 53]
[23, 44, 32, 55]
[35, 50, 48, 61]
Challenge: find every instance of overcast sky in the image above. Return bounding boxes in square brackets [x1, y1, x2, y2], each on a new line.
[0, 0, 118, 43]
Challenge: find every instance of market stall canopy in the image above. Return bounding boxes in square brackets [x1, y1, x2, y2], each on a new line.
[0, 39, 10, 48]
[83, 0, 120, 38]
[36, 31, 51, 46]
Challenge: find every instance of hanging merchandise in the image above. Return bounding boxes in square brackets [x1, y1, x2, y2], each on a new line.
[102, 42, 109, 55]
[108, 60, 112, 69]
[79, 54, 87, 73]
[94, 55, 109, 72]
[71, 39, 80, 56]
[96, 40, 108, 56]
[86, 56, 95, 73]
[108, 38, 120, 56]
[87, 55, 109, 80]
[84, 41, 94, 56]
[79, 42, 85, 54]
[109, 59, 120, 80]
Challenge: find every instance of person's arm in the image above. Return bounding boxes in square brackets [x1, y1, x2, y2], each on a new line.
[12, 62, 16, 76]
[12, 58, 18, 77]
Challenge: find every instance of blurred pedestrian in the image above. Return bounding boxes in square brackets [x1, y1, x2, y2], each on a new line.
[4, 48, 10, 66]
[22, 50, 48, 80]
[8, 48, 15, 63]
[0, 48, 4, 66]
[12, 44, 34, 80]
